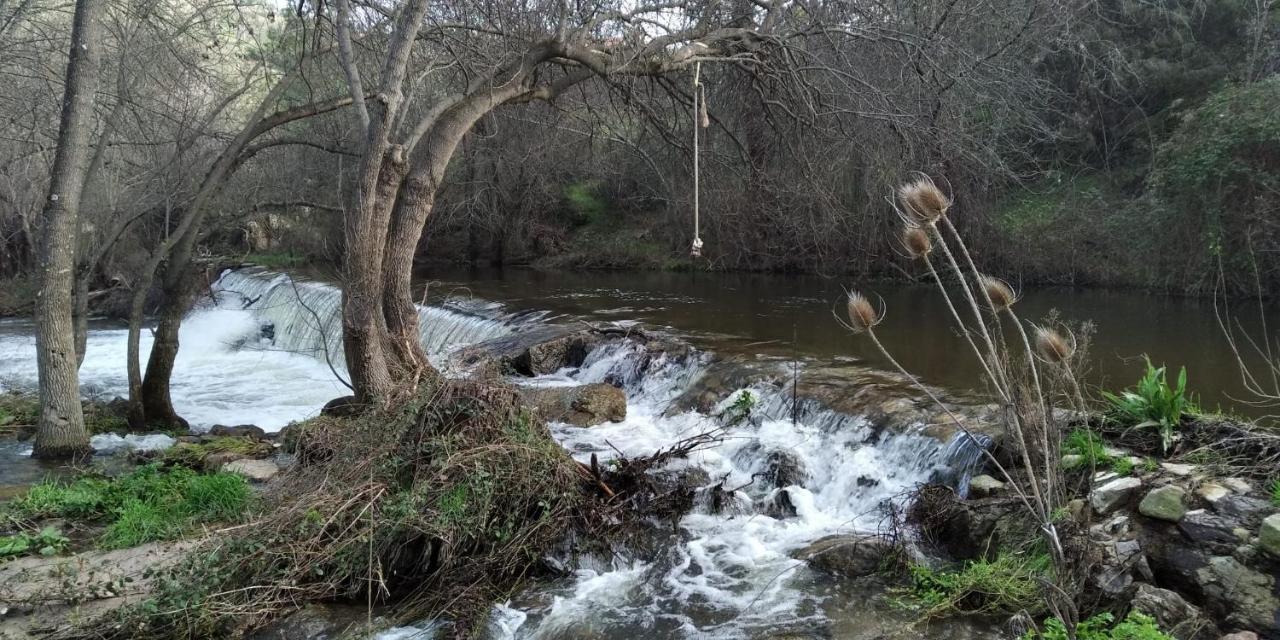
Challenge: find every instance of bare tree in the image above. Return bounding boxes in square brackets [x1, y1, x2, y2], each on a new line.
[32, 0, 104, 458]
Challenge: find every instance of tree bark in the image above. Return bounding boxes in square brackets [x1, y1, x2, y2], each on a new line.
[140, 263, 198, 430]
[33, 0, 103, 459]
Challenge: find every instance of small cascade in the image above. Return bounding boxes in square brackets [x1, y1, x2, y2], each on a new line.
[212, 269, 524, 366]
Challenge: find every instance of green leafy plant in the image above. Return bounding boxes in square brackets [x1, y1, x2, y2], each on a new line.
[724, 390, 757, 426]
[0, 526, 69, 558]
[1063, 429, 1114, 470]
[1269, 478, 1280, 508]
[1025, 611, 1172, 639]
[1103, 358, 1195, 454]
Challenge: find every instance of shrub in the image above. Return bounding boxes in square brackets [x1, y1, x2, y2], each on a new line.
[1025, 611, 1172, 640]
[1103, 358, 1195, 454]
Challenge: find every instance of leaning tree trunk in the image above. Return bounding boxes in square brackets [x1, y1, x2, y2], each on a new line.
[140, 263, 198, 429]
[32, 0, 103, 459]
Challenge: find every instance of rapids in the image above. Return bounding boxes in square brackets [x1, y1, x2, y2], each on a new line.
[0, 269, 989, 638]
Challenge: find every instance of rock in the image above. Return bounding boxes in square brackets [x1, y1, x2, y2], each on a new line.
[1219, 633, 1258, 640]
[517, 383, 626, 427]
[1091, 477, 1142, 515]
[1066, 498, 1088, 522]
[1220, 478, 1252, 495]
[511, 332, 599, 376]
[1094, 538, 1151, 596]
[1061, 454, 1085, 469]
[1260, 514, 1280, 558]
[793, 535, 895, 578]
[967, 474, 1005, 498]
[222, 459, 280, 482]
[203, 451, 249, 472]
[209, 424, 267, 440]
[320, 395, 362, 417]
[248, 603, 379, 640]
[1139, 485, 1188, 522]
[1211, 495, 1273, 529]
[1196, 483, 1230, 504]
[1161, 462, 1196, 476]
[760, 488, 798, 519]
[1179, 510, 1243, 555]
[1129, 583, 1211, 640]
[1196, 555, 1278, 635]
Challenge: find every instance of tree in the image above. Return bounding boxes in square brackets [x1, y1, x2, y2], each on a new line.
[32, 0, 104, 458]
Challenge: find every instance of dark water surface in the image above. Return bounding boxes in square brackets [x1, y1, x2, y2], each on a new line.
[417, 267, 1277, 416]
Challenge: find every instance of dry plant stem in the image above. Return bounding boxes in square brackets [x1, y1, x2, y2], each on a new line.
[924, 256, 1007, 403]
[1006, 308, 1055, 509]
[862, 327, 1041, 520]
[929, 223, 1008, 394]
[943, 217, 1006, 337]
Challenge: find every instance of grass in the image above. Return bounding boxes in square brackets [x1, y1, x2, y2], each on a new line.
[162, 437, 271, 469]
[1270, 478, 1280, 507]
[242, 252, 309, 269]
[6, 464, 251, 549]
[1103, 358, 1196, 454]
[899, 552, 1052, 619]
[1025, 611, 1171, 639]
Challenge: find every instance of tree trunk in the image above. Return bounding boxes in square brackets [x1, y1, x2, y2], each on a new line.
[140, 264, 197, 430]
[33, 0, 102, 459]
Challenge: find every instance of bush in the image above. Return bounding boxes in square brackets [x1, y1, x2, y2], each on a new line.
[1103, 358, 1195, 454]
[1025, 611, 1172, 640]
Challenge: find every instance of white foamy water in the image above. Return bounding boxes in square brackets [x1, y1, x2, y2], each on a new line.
[0, 270, 983, 638]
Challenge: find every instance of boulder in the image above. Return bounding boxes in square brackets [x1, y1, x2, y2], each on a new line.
[792, 535, 895, 578]
[1128, 583, 1213, 640]
[1211, 495, 1273, 529]
[209, 424, 267, 440]
[1260, 514, 1280, 558]
[511, 332, 600, 376]
[203, 451, 249, 472]
[320, 395, 362, 417]
[1139, 485, 1188, 522]
[1219, 633, 1258, 640]
[1091, 477, 1142, 515]
[967, 474, 1004, 498]
[1161, 462, 1196, 477]
[518, 383, 626, 427]
[1196, 483, 1231, 504]
[1195, 555, 1278, 635]
[760, 488, 798, 519]
[222, 459, 280, 482]
[1220, 478, 1252, 495]
[1179, 510, 1243, 555]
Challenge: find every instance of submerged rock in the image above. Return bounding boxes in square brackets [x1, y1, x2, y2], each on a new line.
[517, 383, 626, 427]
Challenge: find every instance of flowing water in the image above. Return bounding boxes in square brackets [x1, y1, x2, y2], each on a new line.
[0, 266, 1268, 639]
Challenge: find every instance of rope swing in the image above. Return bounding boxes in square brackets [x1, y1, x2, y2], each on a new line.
[690, 62, 709, 258]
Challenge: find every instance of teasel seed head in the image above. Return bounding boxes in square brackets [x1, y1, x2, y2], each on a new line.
[897, 177, 950, 223]
[1035, 326, 1073, 363]
[901, 225, 933, 258]
[845, 292, 883, 334]
[980, 275, 1018, 311]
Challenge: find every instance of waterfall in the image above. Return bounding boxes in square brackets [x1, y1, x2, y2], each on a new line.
[212, 269, 524, 367]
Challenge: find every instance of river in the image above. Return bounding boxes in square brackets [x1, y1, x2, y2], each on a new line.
[0, 266, 1271, 639]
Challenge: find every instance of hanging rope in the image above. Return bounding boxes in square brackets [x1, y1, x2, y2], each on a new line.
[690, 62, 706, 258]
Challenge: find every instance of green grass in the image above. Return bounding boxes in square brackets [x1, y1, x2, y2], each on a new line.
[1025, 611, 1171, 639]
[162, 437, 271, 469]
[1270, 478, 1280, 507]
[242, 252, 309, 269]
[1063, 429, 1114, 470]
[901, 552, 1051, 618]
[1103, 357, 1196, 454]
[6, 464, 251, 549]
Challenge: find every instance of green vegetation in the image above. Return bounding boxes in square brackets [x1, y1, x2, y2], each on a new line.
[1024, 612, 1172, 640]
[6, 464, 251, 549]
[564, 180, 608, 226]
[162, 437, 271, 469]
[1064, 428, 1111, 470]
[1103, 358, 1195, 454]
[724, 390, 757, 426]
[0, 393, 39, 429]
[0, 526, 69, 558]
[241, 252, 309, 269]
[901, 552, 1051, 618]
[1270, 478, 1280, 508]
